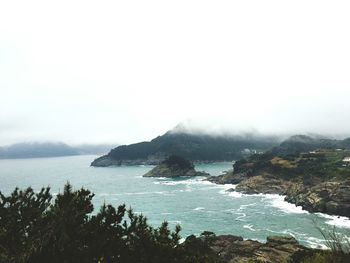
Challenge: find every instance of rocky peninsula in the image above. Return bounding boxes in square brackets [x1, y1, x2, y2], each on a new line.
[208, 138, 350, 218]
[143, 155, 209, 178]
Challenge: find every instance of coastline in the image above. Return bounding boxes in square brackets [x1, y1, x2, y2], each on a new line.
[208, 166, 350, 218]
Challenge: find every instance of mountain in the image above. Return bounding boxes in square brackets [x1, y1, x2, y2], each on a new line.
[0, 142, 118, 159]
[91, 129, 280, 166]
[270, 135, 350, 156]
[0, 142, 79, 159]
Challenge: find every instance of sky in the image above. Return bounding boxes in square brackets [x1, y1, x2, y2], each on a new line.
[0, 1, 350, 146]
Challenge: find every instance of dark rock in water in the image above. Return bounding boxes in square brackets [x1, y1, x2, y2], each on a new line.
[201, 234, 310, 263]
[143, 155, 209, 178]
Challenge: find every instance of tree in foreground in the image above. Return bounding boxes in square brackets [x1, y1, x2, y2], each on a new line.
[0, 183, 221, 263]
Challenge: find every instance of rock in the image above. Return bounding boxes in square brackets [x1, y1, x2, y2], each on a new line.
[266, 235, 298, 246]
[91, 155, 163, 166]
[207, 171, 248, 185]
[143, 155, 209, 178]
[91, 155, 121, 167]
[208, 166, 350, 217]
[207, 235, 310, 263]
[284, 180, 350, 217]
[235, 175, 292, 195]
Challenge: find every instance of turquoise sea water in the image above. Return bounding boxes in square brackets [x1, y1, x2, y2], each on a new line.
[0, 155, 349, 248]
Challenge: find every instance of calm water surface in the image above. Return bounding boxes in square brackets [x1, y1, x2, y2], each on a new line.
[0, 155, 349, 248]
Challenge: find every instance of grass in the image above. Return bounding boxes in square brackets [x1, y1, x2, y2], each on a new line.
[301, 220, 350, 263]
[270, 157, 296, 168]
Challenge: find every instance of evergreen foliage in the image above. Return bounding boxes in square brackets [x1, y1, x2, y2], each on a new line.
[0, 183, 221, 263]
[162, 155, 194, 169]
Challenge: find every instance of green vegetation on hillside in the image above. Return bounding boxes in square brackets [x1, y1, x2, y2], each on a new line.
[107, 131, 279, 162]
[162, 155, 194, 169]
[234, 148, 350, 183]
[270, 135, 350, 156]
[143, 155, 209, 177]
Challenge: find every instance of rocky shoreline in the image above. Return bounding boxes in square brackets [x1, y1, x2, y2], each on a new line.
[284, 180, 350, 217]
[90, 155, 162, 166]
[208, 171, 350, 218]
[202, 234, 312, 263]
[91, 155, 225, 167]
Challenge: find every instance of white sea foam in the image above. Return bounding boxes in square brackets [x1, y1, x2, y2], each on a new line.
[239, 203, 257, 210]
[265, 228, 308, 238]
[154, 179, 213, 186]
[316, 213, 350, 229]
[223, 183, 237, 190]
[227, 191, 243, 198]
[304, 237, 328, 249]
[243, 224, 256, 232]
[109, 191, 171, 196]
[193, 207, 205, 211]
[218, 184, 242, 198]
[235, 212, 246, 221]
[264, 194, 308, 214]
[155, 177, 168, 180]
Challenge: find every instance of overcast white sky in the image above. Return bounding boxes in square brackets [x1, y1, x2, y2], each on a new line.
[0, 1, 350, 146]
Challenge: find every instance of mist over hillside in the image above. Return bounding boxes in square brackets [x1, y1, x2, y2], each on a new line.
[91, 126, 282, 167]
[270, 135, 350, 156]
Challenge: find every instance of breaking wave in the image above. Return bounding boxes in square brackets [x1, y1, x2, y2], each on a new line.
[316, 213, 350, 229]
[263, 194, 308, 214]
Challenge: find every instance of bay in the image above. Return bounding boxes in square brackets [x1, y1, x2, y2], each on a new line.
[0, 155, 349, 248]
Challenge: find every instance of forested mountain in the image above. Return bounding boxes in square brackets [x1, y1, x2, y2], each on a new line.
[91, 130, 280, 166]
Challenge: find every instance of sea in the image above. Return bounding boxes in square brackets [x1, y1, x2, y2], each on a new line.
[0, 155, 349, 248]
